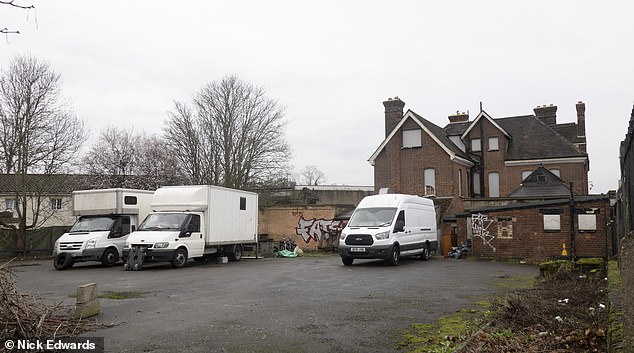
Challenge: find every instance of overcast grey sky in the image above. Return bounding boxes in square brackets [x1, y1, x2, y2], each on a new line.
[2, 1, 632, 193]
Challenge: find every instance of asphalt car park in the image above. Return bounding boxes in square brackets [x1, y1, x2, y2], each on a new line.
[11, 255, 538, 353]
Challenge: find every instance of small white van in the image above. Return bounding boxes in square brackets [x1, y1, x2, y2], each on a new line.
[338, 194, 437, 266]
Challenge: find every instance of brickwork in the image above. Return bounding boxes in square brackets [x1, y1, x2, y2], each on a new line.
[456, 199, 611, 261]
[464, 117, 589, 196]
[374, 117, 468, 197]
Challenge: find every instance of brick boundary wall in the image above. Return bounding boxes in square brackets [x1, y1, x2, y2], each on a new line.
[619, 232, 634, 352]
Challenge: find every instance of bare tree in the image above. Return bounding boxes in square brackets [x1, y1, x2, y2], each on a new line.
[299, 165, 327, 185]
[0, 54, 87, 252]
[164, 75, 291, 189]
[83, 126, 185, 189]
[1, 1, 35, 35]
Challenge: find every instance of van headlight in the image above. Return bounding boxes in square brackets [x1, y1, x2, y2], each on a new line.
[339, 232, 347, 241]
[85, 238, 97, 249]
[154, 242, 169, 249]
[375, 231, 390, 240]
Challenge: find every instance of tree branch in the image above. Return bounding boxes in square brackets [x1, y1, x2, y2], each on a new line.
[0, 1, 34, 10]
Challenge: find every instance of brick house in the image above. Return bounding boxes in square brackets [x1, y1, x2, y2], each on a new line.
[369, 97, 608, 259]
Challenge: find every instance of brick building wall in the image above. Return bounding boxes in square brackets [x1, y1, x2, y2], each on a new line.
[464, 117, 589, 196]
[456, 198, 611, 261]
[374, 117, 468, 197]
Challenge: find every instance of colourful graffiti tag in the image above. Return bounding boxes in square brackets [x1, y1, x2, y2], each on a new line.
[296, 216, 345, 243]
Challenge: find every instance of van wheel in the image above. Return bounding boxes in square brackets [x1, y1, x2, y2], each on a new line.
[54, 253, 74, 270]
[228, 245, 243, 262]
[171, 248, 188, 268]
[420, 248, 429, 261]
[341, 257, 354, 266]
[101, 247, 119, 266]
[388, 245, 400, 266]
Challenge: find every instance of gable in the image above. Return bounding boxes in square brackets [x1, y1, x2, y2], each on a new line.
[460, 111, 511, 140]
[368, 110, 474, 167]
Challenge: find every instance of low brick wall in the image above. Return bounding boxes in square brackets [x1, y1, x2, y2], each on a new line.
[258, 205, 351, 251]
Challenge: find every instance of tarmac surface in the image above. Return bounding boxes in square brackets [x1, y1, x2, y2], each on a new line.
[10, 255, 538, 353]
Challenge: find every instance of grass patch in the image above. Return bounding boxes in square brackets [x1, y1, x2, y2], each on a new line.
[494, 274, 536, 290]
[398, 312, 479, 353]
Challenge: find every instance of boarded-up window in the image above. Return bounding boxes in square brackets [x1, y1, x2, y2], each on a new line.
[578, 214, 597, 231]
[488, 172, 500, 197]
[488, 137, 499, 151]
[496, 216, 514, 238]
[473, 173, 481, 195]
[521, 170, 532, 182]
[543, 215, 561, 230]
[471, 138, 481, 152]
[403, 129, 422, 148]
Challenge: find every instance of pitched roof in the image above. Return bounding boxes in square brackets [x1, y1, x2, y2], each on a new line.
[508, 166, 573, 197]
[368, 110, 475, 166]
[460, 110, 511, 139]
[496, 115, 587, 161]
[0, 174, 99, 194]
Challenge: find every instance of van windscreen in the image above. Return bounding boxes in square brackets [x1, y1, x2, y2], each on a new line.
[348, 208, 397, 227]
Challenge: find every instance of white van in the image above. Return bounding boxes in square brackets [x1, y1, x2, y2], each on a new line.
[338, 194, 437, 266]
[53, 189, 154, 270]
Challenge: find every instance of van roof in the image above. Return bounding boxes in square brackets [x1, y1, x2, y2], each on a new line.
[357, 194, 434, 208]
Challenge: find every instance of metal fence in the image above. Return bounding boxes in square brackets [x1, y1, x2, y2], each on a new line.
[0, 226, 70, 256]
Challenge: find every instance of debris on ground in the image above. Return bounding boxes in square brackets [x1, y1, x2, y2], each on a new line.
[0, 258, 96, 342]
[460, 266, 607, 353]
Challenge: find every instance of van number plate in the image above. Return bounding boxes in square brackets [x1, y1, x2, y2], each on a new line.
[351, 247, 366, 252]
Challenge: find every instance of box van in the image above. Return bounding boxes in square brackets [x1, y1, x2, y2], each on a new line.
[338, 194, 437, 266]
[123, 185, 258, 270]
[53, 189, 154, 270]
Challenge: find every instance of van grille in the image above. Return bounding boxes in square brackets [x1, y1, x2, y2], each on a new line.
[345, 234, 373, 246]
[59, 242, 83, 251]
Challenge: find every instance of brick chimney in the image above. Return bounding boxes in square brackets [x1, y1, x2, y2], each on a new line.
[533, 104, 557, 126]
[576, 101, 586, 137]
[448, 111, 469, 123]
[383, 97, 405, 137]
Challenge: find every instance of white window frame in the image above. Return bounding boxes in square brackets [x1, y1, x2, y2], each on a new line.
[521, 170, 532, 182]
[402, 129, 422, 148]
[51, 198, 63, 210]
[550, 169, 561, 178]
[5, 199, 15, 211]
[488, 137, 499, 151]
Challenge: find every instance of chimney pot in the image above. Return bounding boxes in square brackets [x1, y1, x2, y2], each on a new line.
[533, 104, 557, 126]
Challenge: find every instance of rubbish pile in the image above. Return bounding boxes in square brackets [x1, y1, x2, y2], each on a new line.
[462, 266, 607, 352]
[0, 259, 92, 341]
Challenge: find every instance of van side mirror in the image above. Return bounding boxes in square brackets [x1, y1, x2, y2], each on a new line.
[394, 222, 405, 233]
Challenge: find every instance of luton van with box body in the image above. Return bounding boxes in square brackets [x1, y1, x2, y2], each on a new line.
[123, 185, 258, 270]
[53, 189, 154, 270]
[338, 194, 437, 266]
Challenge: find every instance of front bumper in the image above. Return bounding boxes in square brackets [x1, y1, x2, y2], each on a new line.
[339, 244, 393, 259]
[53, 247, 106, 262]
[123, 247, 176, 262]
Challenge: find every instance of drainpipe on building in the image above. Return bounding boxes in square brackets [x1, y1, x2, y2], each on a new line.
[479, 103, 485, 196]
[569, 182, 576, 260]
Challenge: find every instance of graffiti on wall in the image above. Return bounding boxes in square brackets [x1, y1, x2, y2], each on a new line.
[472, 213, 496, 252]
[296, 216, 346, 243]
